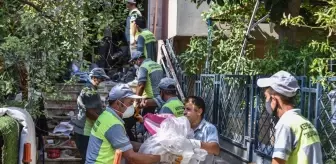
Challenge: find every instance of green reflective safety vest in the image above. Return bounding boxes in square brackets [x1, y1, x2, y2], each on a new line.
[162, 99, 184, 117]
[285, 113, 321, 164]
[90, 110, 124, 164]
[138, 30, 156, 59]
[140, 60, 163, 98]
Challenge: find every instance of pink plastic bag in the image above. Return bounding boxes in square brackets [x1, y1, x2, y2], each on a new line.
[143, 113, 175, 135]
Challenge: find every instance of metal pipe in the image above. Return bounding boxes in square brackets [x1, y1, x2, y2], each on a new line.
[205, 19, 212, 74]
[234, 0, 260, 75]
[147, 0, 151, 30]
[250, 13, 270, 30]
[153, 0, 159, 37]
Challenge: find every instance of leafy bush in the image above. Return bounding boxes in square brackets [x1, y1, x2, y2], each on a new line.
[0, 0, 138, 117]
[254, 41, 329, 76]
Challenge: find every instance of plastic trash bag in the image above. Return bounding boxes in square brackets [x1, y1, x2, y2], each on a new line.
[139, 116, 208, 164]
[143, 113, 175, 135]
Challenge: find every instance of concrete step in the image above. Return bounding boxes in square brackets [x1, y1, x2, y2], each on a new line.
[39, 157, 82, 164]
[43, 91, 108, 101]
[54, 82, 117, 93]
[44, 100, 77, 109]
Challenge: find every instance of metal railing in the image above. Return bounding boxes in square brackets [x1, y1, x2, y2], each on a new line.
[159, 39, 336, 163]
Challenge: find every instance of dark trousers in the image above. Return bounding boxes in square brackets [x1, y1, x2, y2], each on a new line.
[74, 133, 90, 164]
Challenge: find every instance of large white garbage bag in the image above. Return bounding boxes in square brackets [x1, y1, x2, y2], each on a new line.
[139, 116, 208, 164]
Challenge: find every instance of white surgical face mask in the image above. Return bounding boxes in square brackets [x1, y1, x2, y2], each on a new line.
[134, 65, 139, 69]
[119, 100, 135, 118]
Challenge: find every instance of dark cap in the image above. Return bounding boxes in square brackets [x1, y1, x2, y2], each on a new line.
[89, 68, 110, 80]
[158, 77, 177, 91]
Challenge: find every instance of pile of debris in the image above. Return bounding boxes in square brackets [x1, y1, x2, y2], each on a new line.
[41, 82, 115, 164]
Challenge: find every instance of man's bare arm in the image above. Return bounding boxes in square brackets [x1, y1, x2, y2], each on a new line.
[201, 142, 220, 156]
[136, 83, 145, 96]
[123, 149, 160, 164]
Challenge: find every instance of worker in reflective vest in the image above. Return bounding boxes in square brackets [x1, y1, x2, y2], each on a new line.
[71, 68, 110, 164]
[157, 77, 184, 116]
[134, 16, 157, 62]
[86, 84, 182, 164]
[129, 51, 163, 102]
[129, 51, 164, 135]
[257, 70, 323, 164]
[136, 77, 184, 118]
[125, 0, 141, 51]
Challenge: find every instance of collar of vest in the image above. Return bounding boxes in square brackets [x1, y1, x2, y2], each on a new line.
[165, 97, 179, 103]
[141, 58, 152, 63]
[106, 107, 125, 124]
[282, 108, 301, 117]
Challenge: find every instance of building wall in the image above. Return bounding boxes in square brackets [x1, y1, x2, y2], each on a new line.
[167, 0, 209, 39]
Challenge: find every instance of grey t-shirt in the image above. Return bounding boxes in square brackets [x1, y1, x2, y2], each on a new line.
[71, 81, 103, 136]
[273, 109, 323, 164]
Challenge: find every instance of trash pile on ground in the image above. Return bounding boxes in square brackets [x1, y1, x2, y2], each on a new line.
[139, 116, 208, 164]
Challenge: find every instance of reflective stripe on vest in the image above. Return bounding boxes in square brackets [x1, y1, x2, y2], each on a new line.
[139, 30, 156, 58]
[129, 8, 141, 17]
[286, 114, 321, 164]
[162, 99, 184, 117]
[140, 60, 163, 98]
[91, 111, 123, 163]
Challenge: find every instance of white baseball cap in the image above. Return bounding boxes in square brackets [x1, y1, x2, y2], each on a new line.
[257, 70, 300, 97]
[127, 0, 136, 3]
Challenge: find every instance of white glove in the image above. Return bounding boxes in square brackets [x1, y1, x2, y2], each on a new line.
[189, 139, 201, 149]
[160, 153, 182, 163]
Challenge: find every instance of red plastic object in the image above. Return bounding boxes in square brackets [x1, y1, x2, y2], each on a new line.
[47, 149, 61, 159]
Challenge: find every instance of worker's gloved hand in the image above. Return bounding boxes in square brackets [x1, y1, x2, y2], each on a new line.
[160, 153, 183, 163]
[188, 139, 201, 149]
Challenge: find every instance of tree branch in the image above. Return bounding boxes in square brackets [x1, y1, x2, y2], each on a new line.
[18, 0, 55, 22]
[18, 0, 42, 12]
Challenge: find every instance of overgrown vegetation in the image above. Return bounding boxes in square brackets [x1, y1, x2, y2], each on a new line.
[181, 0, 334, 79]
[281, 0, 336, 85]
[184, 0, 336, 162]
[0, 0, 136, 118]
[180, 1, 260, 75]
